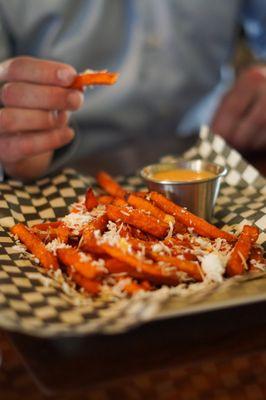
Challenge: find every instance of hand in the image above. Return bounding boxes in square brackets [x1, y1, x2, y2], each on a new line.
[0, 56, 84, 180]
[211, 65, 266, 151]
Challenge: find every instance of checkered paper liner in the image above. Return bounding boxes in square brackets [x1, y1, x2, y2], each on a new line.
[0, 128, 265, 337]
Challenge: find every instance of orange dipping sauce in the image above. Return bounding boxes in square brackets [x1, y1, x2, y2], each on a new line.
[152, 168, 215, 182]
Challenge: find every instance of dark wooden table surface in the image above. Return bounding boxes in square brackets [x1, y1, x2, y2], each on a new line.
[0, 131, 265, 400]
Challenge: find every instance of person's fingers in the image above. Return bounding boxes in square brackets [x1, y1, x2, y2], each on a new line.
[56, 111, 70, 127]
[0, 56, 77, 87]
[0, 108, 69, 133]
[229, 95, 266, 149]
[211, 68, 266, 140]
[251, 128, 266, 150]
[0, 127, 75, 164]
[211, 86, 255, 140]
[0, 82, 84, 110]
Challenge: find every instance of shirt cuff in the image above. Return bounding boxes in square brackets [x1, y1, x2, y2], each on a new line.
[0, 164, 4, 182]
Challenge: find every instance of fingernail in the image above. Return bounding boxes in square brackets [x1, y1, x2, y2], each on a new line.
[0, 65, 6, 79]
[67, 91, 84, 109]
[56, 111, 69, 127]
[65, 128, 75, 141]
[0, 60, 11, 80]
[57, 68, 76, 85]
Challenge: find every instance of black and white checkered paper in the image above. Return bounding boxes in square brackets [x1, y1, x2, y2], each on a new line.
[0, 128, 265, 337]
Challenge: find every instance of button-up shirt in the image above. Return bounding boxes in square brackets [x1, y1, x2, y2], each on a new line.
[0, 0, 265, 162]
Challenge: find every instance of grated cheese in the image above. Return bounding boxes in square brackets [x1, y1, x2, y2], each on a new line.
[61, 204, 106, 235]
[45, 239, 71, 255]
[61, 212, 94, 234]
[12, 243, 27, 253]
[151, 242, 172, 255]
[166, 221, 174, 239]
[238, 251, 248, 271]
[79, 252, 91, 263]
[98, 221, 122, 246]
[201, 252, 226, 283]
[250, 259, 266, 271]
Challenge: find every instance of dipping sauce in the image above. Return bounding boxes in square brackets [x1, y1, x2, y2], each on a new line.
[151, 168, 216, 182]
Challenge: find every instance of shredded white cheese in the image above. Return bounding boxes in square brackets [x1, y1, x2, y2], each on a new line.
[166, 221, 174, 239]
[61, 212, 94, 234]
[45, 239, 71, 255]
[79, 252, 91, 263]
[151, 242, 172, 255]
[61, 204, 106, 235]
[201, 253, 226, 283]
[97, 221, 122, 246]
[250, 259, 266, 271]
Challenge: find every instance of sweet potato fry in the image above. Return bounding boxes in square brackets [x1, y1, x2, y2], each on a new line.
[32, 221, 62, 230]
[97, 195, 114, 205]
[71, 70, 119, 89]
[140, 280, 153, 290]
[164, 237, 193, 249]
[150, 192, 236, 242]
[105, 258, 132, 274]
[85, 188, 98, 211]
[56, 225, 70, 243]
[70, 206, 81, 213]
[99, 243, 180, 286]
[129, 226, 155, 241]
[11, 223, 59, 270]
[106, 204, 169, 239]
[31, 222, 70, 243]
[105, 257, 153, 280]
[162, 237, 197, 261]
[57, 247, 106, 279]
[127, 193, 175, 225]
[127, 193, 188, 234]
[66, 266, 100, 295]
[248, 246, 266, 271]
[226, 225, 259, 276]
[110, 274, 152, 294]
[123, 280, 149, 294]
[112, 197, 128, 207]
[132, 191, 149, 198]
[150, 253, 203, 281]
[80, 239, 105, 256]
[81, 214, 108, 252]
[96, 171, 126, 198]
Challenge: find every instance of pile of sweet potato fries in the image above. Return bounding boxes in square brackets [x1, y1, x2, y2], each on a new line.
[11, 171, 265, 297]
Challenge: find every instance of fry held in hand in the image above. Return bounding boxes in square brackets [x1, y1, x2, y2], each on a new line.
[71, 70, 119, 89]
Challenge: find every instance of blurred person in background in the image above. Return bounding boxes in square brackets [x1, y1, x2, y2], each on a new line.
[0, 0, 265, 181]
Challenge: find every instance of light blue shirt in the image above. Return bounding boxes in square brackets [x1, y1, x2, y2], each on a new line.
[0, 0, 265, 162]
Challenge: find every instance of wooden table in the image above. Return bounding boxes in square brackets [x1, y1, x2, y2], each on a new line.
[0, 131, 265, 400]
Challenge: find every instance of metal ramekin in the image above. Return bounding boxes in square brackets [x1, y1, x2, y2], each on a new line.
[140, 159, 227, 221]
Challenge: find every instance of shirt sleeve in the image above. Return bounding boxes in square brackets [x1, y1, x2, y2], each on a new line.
[241, 0, 266, 60]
